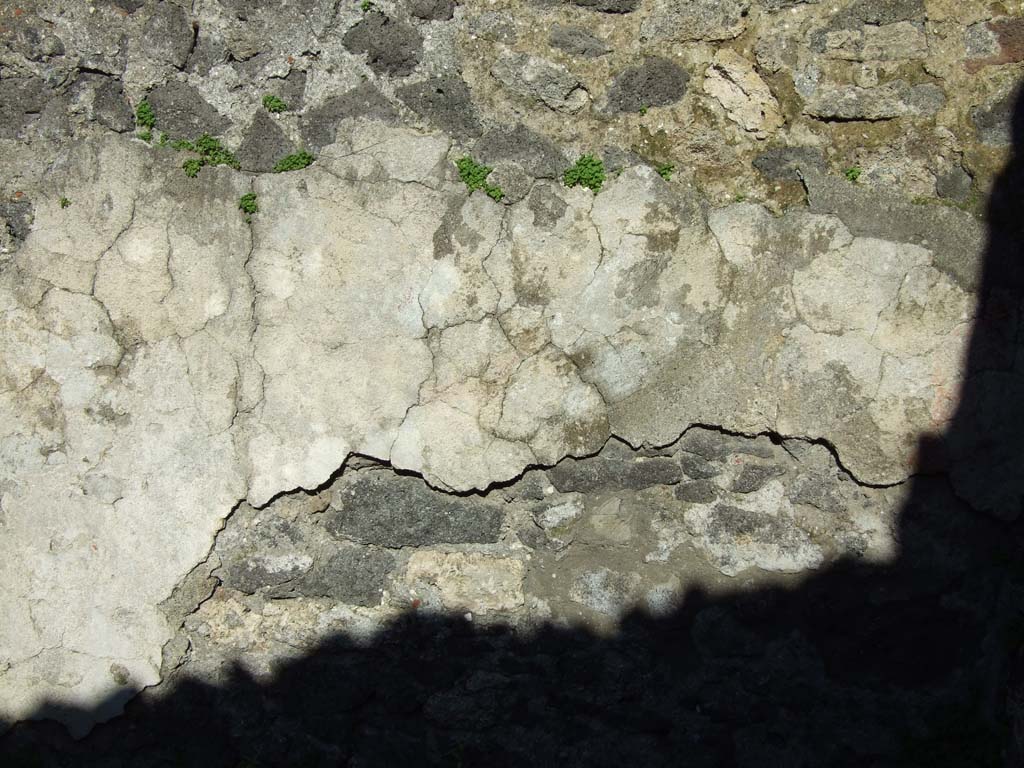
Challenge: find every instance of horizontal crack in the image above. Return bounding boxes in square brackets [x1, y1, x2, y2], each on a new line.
[672, 422, 905, 490]
[244, 420, 907, 514]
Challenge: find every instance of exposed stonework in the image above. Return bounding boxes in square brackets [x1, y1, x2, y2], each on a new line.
[176, 428, 907, 651]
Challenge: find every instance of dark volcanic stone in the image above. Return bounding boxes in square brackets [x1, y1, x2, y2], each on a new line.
[299, 547, 395, 606]
[408, 0, 457, 20]
[275, 69, 308, 112]
[570, 0, 639, 13]
[73, 20, 129, 75]
[753, 146, 826, 181]
[301, 85, 398, 151]
[606, 57, 690, 113]
[187, 30, 228, 76]
[146, 81, 229, 139]
[679, 453, 721, 480]
[0, 200, 34, 246]
[674, 480, 719, 504]
[843, 0, 924, 24]
[935, 164, 973, 203]
[142, 2, 195, 68]
[732, 464, 785, 494]
[971, 90, 1016, 147]
[0, 77, 52, 139]
[342, 12, 423, 77]
[219, 517, 312, 595]
[548, 456, 682, 493]
[507, 469, 550, 502]
[91, 77, 133, 132]
[8, 22, 64, 61]
[224, 559, 305, 594]
[237, 110, 294, 172]
[789, 473, 845, 514]
[601, 145, 642, 174]
[676, 431, 730, 461]
[549, 25, 611, 57]
[231, 52, 274, 81]
[517, 524, 548, 549]
[102, 0, 145, 11]
[707, 504, 765, 536]
[396, 75, 481, 139]
[72, 74, 134, 133]
[473, 123, 567, 179]
[219, 0, 325, 18]
[325, 472, 503, 546]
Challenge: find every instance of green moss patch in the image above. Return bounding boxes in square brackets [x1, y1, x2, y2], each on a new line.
[455, 156, 503, 202]
[563, 154, 605, 193]
[273, 150, 315, 173]
[262, 94, 288, 113]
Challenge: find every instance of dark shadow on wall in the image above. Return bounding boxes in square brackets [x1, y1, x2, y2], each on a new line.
[3, 93, 1024, 768]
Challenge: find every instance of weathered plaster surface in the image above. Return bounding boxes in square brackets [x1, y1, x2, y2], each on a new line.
[0, 120, 980, 730]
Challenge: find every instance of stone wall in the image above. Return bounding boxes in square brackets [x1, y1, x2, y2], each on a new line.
[1, 0, 1023, 764]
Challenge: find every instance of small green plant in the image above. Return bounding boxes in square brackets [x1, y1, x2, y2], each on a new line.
[455, 156, 504, 201]
[190, 134, 239, 167]
[138, 129, 152, 142]
[238, 192, 258, 221]
[563, 154, 606, 193]
[639, 105, 648, 116]
[135, 99, 156, 129]
[734, 193, 747, 202]
[273, 150, 315, 172]
[59, 197, 71, 209]
[360, 0, 373, 10]
[158, 132, 169, 147]
[843, 166, 862, 183]
[262, 94, 288, 113]
[176, 134, 240, 177]
[238, 192, 258, 216]
[456, 156, 491, 189]
[656, 162, 675, 181]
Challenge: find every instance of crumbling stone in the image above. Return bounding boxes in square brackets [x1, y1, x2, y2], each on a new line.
[325, 473, 504, 547]
[342, 12, 423, 77]
[397, 75, 482, 139]
[605, 57, 690, 113]
[237, 110, 294, 172]
[145, 81, 229, 138]
[141, 2, 195, 68]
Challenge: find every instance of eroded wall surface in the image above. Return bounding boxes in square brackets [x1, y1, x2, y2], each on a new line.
[0, 0, 1022, 760]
